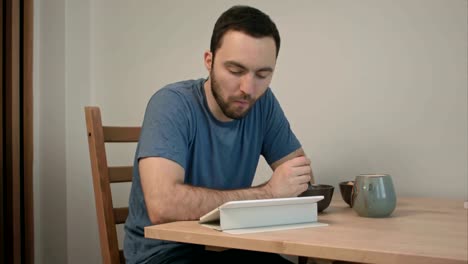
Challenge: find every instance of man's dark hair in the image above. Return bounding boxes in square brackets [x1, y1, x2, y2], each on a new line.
[210, 5, 281, 58]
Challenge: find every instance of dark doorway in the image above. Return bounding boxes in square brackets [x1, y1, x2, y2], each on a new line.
[2, 0, 34, 263]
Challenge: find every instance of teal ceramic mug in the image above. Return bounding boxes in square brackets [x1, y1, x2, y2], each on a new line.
[352, 174, 396, 217]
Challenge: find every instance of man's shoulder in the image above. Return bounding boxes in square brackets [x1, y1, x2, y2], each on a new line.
[158, 78, 204, 96]
[147, 78, 205, 105]
[261, 87, 275, 100]
[256, 87, 278, 109]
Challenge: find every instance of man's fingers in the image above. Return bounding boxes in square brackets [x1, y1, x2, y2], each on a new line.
[297, 182, 309, 195]
[287, 156, 310, 167]
[293, 165, 312, 176]
[292, 174, 311, 185]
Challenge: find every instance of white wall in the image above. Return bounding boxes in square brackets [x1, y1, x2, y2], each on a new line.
[35, 1, 467, 263]
[65, 0, 103, 263]
[35, 0, 68, 263]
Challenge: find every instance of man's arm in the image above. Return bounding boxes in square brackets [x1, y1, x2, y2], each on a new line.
[140, 153, 311, 224]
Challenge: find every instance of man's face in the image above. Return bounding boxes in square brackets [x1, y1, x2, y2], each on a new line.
[205, 30, 277, 120]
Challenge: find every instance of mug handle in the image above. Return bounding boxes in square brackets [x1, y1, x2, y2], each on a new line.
[351, 180, 359, 208]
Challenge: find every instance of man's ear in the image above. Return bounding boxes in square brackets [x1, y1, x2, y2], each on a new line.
[204, 51, 213, 71]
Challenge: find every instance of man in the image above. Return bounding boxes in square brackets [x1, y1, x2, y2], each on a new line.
[124, 5, 314, 264]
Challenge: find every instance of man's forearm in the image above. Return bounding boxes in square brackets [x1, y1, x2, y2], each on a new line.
[142, 154, 311, 224]
[156, 183, 272, 223]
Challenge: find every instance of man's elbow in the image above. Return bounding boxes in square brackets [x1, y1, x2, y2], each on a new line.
[147, 204, 171, 225]
[145, 183, 186, 224]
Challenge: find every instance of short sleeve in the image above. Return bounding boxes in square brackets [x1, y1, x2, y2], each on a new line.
[136, 88, 191, 169]
[261, 90, 301, 164]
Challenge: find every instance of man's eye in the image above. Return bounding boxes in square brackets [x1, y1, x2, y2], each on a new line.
[229, 70, 244, 75]
[256, 73, 269, 79]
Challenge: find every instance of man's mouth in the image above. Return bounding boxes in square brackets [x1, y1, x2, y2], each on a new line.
[234, 100, 249, 107]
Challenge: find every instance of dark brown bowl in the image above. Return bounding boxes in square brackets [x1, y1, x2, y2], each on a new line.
[339, 181, 354, 207]
[299, 184, 334, 212]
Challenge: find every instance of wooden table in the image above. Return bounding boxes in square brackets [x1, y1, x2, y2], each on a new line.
[145, 197, 468, 264]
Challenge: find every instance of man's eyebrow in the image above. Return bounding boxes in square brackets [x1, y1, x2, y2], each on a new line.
[224, 61, 247, 70]
[224, 61, 273, 72]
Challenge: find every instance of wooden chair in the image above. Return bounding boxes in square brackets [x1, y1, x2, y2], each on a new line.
[85, 106, 141, 264]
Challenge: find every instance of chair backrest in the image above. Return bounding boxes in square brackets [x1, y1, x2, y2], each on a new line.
[85, 106, 141, 264]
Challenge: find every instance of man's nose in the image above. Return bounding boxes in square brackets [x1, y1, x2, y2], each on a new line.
[239, 73, 255, 95]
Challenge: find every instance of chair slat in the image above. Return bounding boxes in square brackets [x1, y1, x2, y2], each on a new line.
[119, 250, 125, 264]
[113, 207, 129, 224]
[103, 126, 141, 142]
[108, 166, 133, 183]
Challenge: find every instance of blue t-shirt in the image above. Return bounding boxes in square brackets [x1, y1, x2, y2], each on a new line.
[124, 78, 301, 263]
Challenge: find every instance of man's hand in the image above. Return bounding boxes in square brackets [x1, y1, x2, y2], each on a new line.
[266, 156, 311, 198]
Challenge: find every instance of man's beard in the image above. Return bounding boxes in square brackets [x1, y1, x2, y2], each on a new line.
[210, 69, 255, 120]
